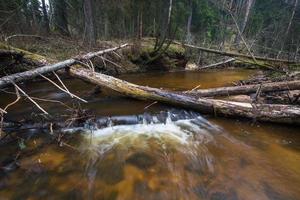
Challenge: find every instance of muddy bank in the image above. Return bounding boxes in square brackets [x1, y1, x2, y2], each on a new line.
[0, 38, 188, 76]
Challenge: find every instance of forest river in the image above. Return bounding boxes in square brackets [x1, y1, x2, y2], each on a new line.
[0, 69, 299, 200]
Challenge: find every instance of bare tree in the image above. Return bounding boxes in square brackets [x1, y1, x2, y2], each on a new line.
[235, 0, 255, 44]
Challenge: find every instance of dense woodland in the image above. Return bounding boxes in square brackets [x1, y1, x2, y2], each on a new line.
[1, 2, 300, 199]
[0, 0, 300, 59]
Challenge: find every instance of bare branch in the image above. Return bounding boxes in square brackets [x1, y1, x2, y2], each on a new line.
[40, 74, 88, 103]
[12, 82, 49, 115]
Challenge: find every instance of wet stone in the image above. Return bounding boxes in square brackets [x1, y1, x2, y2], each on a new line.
[125, 152, 156, 170]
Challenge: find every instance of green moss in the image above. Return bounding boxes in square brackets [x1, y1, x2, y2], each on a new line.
[139, 38, 185, 55]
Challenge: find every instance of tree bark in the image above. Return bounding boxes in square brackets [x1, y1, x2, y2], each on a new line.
[51, 0, 70, 36]
[235, 0, 254, 44]
[0, 44, 129, 89]
[167, 0, 173, 28]
[186, 0, 193, 44]
[83, 0, 96, 47]
[41, 0, 50, 33]
[188, 80, 300, 97]
[69, 67, 300, 125]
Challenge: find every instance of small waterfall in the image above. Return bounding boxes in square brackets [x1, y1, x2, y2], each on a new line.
[79, 109, 221, 170]
[75, 109, 226, 199]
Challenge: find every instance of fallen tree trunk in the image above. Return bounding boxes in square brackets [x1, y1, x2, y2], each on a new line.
[199, 58, 235, 70]
[0, 44, 129, 89]
[70, 67, 300, 125]
[188, 80, 300, 97]
[173, 41, 299, 64]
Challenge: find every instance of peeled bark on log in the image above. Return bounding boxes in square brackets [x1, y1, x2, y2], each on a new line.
[0, 44, 129, 89]
[188, 80, 300, 97]
[69, 67, 300, 125]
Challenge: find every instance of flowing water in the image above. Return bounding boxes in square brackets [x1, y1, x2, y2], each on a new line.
[0, 69, 300, 200]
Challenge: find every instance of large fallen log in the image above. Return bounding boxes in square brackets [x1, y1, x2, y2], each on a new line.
[188, 80, 300, 97]
[69, 67, 300, 125]
[173, 41, 299, 64]
[0, 44, 129, 89]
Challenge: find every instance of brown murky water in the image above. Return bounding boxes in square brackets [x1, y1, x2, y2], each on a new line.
[0, 69, 299, 200]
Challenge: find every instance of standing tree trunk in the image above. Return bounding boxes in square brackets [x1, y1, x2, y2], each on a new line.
[137, 9, 143, 39]
[285, 0, 298, 40]
[167, 0, 173, 30]
[186, 0, 193, 44]
[41, 0, 50, 33]
[51, 0, 70, 36]
[83, 0, 96, 47]
[235, 0, 254, 44]
[278, 0, 299, 58]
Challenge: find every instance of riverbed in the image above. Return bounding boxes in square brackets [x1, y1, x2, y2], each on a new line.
[0, 69, 299, 200]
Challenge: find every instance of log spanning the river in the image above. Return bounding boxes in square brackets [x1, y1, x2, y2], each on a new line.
[70, 67, 300, 125]
[188, 80, 300, 97]
[0, 44, 129, 89]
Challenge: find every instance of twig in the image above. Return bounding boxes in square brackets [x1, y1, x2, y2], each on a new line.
[112, 51, 122, 58]
[0, 89, 72, 110]
[184, 85, 202, 94]
[89, 60, 95, 72]
[199, 58, 235, 70]
[0, 86, 20, 136]
[5, 34, 46, 42]
[12, 82, 49, 115]
[40, 74, 87, 103]
[53, 72, 71, 94]
[144, 101, 158, 110]
[99, 56, 124, 69]
[0, 108, 7, 114]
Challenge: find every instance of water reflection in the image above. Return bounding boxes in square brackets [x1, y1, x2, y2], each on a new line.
[0, 69, 299, 199]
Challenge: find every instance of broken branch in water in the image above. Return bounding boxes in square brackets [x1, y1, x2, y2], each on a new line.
[40, 73, 87, 103]
[0, 108, 7, 114]
[0, 86, 21, 136]
[12, 82, 49, 115]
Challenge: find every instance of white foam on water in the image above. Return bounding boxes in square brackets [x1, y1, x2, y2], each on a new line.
[88, 118, 215, 145]
[78, 114, 223, 176]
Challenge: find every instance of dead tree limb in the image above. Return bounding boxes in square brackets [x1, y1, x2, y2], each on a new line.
[69, 67, 300, 125]
[12, 82, 49, 115]
[188, 80, 300, 97]
[172, 41, 299, 64]
[199, 58, 235, 70]
[0, 108, 7, 114]
[0, 44, 129, 89]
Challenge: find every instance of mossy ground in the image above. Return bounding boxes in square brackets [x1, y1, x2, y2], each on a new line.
[0, 36, 187, 75]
